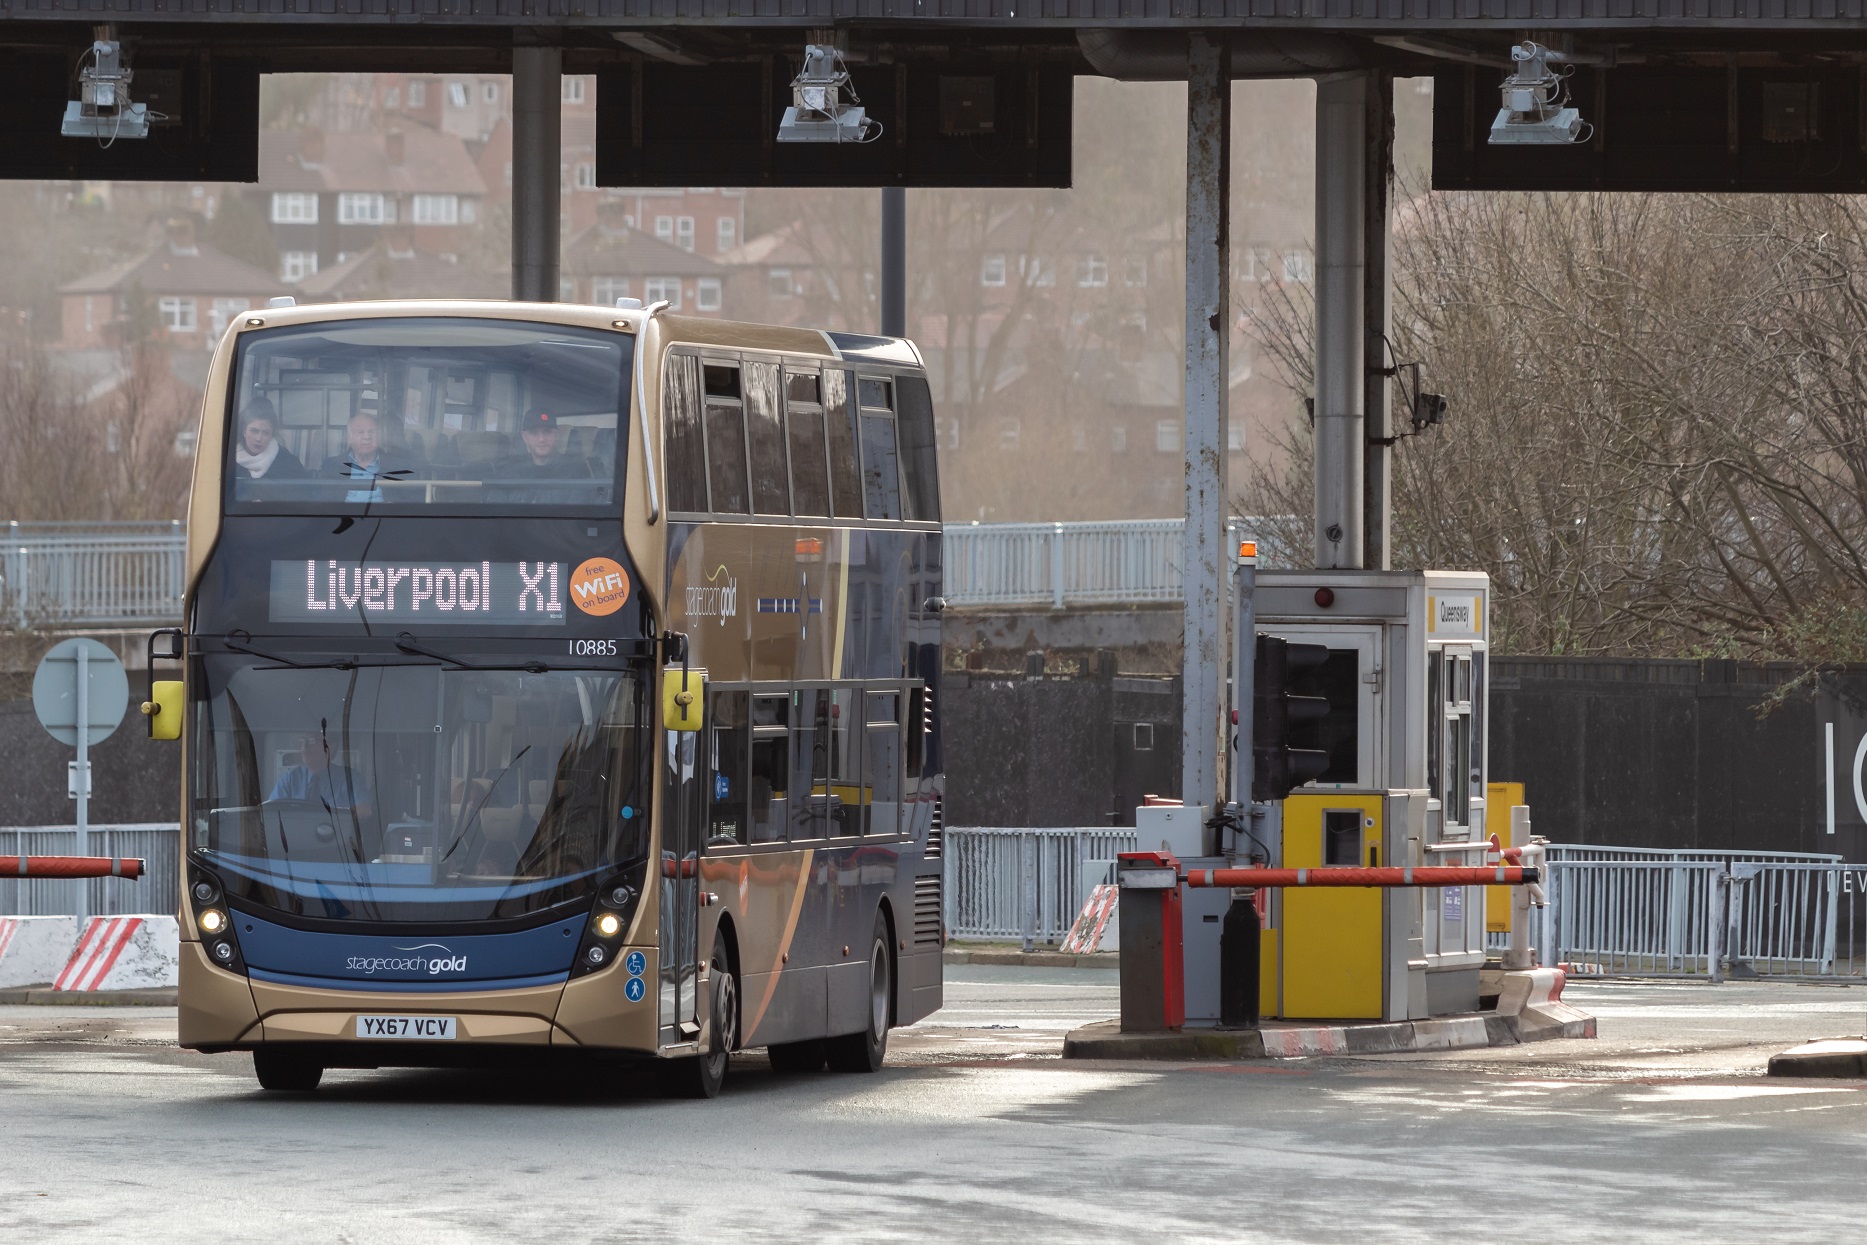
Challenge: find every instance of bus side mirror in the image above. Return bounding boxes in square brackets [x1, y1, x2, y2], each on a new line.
[142, 680, 184, 741]
[662, 667, 706, 733]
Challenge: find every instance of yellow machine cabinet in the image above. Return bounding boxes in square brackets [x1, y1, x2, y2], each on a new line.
[1485, 781, 1525, 935]
[1280, 792, 1385, 1020]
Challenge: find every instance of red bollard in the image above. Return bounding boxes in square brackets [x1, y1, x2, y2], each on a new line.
[1117, 851, 1184, 1032]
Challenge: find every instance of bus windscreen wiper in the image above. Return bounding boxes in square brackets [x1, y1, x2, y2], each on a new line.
[394, 633, 549, 674]
[222, 632, 360, 670]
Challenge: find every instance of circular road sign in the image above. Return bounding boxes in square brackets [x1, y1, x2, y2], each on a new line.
[32, 638, 130, 747]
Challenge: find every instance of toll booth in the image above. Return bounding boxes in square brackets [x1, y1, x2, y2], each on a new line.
[1238, 569, 1492, 1023]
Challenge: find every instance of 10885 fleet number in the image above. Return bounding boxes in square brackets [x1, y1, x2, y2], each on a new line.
[568, 639, 619, 656]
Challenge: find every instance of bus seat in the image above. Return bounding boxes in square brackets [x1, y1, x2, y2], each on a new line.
[476, 805, 527, 842]
[457, 431, 506, 465]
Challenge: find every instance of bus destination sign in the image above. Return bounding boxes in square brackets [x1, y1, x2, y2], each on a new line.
[269, 560, 568, 626]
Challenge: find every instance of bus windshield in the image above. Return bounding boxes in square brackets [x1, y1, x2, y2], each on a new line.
[225, 317, 630, 513]
[190, 655, 651, 924]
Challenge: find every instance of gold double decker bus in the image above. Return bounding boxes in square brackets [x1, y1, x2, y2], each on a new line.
[147, 300, 945, 1097]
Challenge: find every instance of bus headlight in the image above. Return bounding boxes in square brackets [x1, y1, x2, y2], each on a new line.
[192, 879, 220, 904]
[199, 909, 227, 934]
[211, 941, 236, 963]
[586, 945, 608, 965]
[594, 911, 622, 938]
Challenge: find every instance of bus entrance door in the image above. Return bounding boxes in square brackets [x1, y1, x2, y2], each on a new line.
[660, 729, 702, 1044]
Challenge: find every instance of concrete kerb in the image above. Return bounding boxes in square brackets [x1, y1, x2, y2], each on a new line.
[0, 986, 176, 1005]
[944, 945, 1120, 970]
[1767, 1038, 1867, 1078]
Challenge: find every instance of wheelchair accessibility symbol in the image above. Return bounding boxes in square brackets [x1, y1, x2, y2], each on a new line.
[625, 950, 647, 976]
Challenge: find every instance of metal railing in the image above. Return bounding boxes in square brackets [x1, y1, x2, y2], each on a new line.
[942, 518, 1290, 609]
[943, 827, 1138, 944]
[2, 521, 187, 628]
[3, 518, 1293, 624]
[0, 824, 179, 918]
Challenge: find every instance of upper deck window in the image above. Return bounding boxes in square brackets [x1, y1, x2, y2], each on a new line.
[225, 318, 629, 515]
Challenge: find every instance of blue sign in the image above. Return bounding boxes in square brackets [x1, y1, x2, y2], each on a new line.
[625, 950, 647, 976]
[624, 975, 646, 1002]
[714, 773, 731, 801]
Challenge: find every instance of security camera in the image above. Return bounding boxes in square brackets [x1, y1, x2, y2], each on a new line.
[1489, 41, 1590, 146]
[1411, 390, 1449, 432]
[61, 35, 151, 141]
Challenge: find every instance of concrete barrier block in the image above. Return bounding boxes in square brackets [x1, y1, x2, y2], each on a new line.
[53, 915, 180, 991]
[1768, 1039, 1867, 1079]
[1517, 1000, 1596, 1042]
[0, 916, 78, 988]
[1343, 1022, 1418, 1054]
[1412, 1016, 1491, 1050]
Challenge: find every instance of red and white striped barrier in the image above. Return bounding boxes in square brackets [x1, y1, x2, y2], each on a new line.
[1061, 885, 1120, 954]
[0, 916, 78, 988]
[53, 915, 180, 992]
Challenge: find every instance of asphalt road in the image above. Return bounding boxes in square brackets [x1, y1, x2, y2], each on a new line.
[5, 971, 1867, 1243]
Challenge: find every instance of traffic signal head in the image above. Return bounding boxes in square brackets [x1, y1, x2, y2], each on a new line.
[1252, 635, 1332, 802]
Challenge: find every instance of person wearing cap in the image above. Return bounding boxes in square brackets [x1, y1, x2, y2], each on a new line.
[491, 407, 592, 500]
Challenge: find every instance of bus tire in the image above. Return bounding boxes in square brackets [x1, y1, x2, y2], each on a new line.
[826, 911, 892, 1074]
[667, 945, 736, 1099]
[766, 1038, 826, 1074]
[253, 1049, 323, 1092]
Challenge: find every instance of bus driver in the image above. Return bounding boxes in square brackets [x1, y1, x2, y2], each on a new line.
[269, 728, 375, 822]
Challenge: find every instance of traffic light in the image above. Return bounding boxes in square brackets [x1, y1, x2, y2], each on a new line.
[1253, 635, 1331, 801]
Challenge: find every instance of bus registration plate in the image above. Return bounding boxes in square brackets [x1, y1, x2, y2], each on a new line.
[355, 1015, 457, 1040]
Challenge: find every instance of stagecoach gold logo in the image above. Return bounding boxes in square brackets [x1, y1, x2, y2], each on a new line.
[686, 564, 738, 626]
[345, 943, 468, 976]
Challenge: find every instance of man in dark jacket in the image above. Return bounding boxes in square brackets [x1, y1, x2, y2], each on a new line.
[490, 408, 593, 502]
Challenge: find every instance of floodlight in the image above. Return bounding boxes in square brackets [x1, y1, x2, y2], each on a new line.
[1488, 41, 1590, 146]
[777, 45, 881, 144]
[62, 37, 153, 142]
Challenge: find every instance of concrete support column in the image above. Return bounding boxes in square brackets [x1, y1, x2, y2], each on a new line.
[1362, 74, 1395, 571]
[1181, 33, 1231, 811]
[880, 186, 906, 337]
[1313, 73, 1367, 570]
[511, 44, 563, 303]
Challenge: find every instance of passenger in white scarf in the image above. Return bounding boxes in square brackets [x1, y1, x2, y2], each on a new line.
[233, 401, 306, 480]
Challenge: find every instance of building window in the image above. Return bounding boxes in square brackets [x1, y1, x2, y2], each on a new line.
[676, 216, 696, 251]
[644, 276, 682, 309]
[411, 194, 459, 225]
[461, 199, 478, 224]
[338, 193, 387, 225]
[209, 297, 250, 336]
[696, 278, 722, 312]
[1282, 251, 1313, 283]
[1020, 255, 1055, 287]
[717, 217, 736, 253]
[158, 297, 197, 333]
[1155, 420, 1178, 453]
[1111, 425, 1128, 454]
[574, 163, 596, 190]
[591, 276, 630, 306]
[562, 77, 587, 104]
[482, 82, 500, 104]
[385, 87, 400, 108]
[408, 80, 427, 107]
[1228, 423, 1247, 453]
[448, 82, 469, 108]
[83, 296, 95, 333]
[1123, 255, 1148, 287]
[655, 216, 674, 242]
[1076, 255, 1109, 288]
[281, 251, 318, 282]
[270, 192, 318, 224]
[981, 254, 1006, 287]
[769, 268, 794, 297]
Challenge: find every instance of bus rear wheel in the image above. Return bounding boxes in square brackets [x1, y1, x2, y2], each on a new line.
[253, 1049, 323, 1092]
[826, 913, 891, 1074]
[667, 945, 736, 1099]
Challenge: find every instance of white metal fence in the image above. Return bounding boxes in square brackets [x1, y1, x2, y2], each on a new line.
[943, 827, 1139, 944]
[941, 518, 1292, 609]
[1, 521, 187, 629]
[0, 824, 180, 918]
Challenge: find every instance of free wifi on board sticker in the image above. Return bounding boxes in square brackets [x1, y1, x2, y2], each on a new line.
[570, 557, 631, 616]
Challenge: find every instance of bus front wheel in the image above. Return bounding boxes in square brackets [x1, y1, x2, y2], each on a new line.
[253, 1049, 323, 1092]
[826, 912, 891, 1074]
[667, 945, 736, 1099]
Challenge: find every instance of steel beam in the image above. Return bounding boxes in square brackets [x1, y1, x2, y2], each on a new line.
[1313, 73, 1367, 570]
[1181, 33, 1231, 810]
[880, 186, 906, 337]
[1362, 74, 1395, 571]
[511, 44, 562, 303]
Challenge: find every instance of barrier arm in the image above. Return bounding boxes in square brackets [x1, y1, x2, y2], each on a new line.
[3, 856, 146, 880]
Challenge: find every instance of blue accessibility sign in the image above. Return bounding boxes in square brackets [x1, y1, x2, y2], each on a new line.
[624, 975, 646, 1003]
[625, 950, 647, 976]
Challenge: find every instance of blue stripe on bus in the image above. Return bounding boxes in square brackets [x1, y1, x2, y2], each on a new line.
[248, 968, 571, 993]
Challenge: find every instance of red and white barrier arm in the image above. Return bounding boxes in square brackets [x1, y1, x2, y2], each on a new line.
[1, 857, 145, 880]
[1183, 865, 1539, 889]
